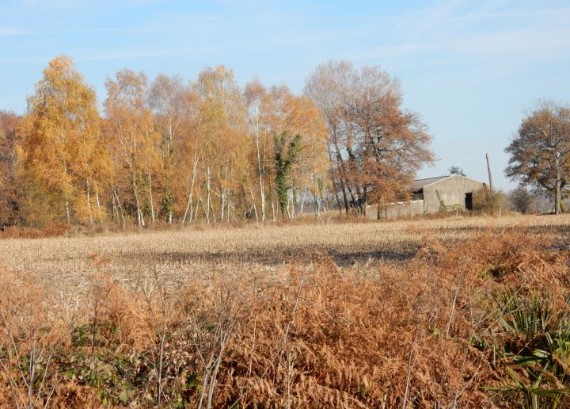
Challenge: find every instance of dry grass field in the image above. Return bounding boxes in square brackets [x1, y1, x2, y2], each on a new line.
[2, 214, 569, 297]
[1, 214, 570, 408]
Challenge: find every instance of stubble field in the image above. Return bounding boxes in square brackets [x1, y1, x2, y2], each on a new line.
[1, 214, 570, 407]
[3, 215, 569, 298]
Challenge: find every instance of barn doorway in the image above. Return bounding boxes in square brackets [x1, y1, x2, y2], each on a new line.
[465, 192, 473, 210]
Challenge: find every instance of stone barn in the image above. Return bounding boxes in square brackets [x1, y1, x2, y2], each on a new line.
[369, 174, 486, 219]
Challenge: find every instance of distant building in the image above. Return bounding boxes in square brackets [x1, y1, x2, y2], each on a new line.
[369, 174, 486, 219]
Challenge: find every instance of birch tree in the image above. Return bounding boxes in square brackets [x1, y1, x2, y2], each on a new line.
[244, 78, 270, 221]
[195, 66, 250, 223]
[104, 69, 159, 226]
[245, 81, 328, 219]
[148, 74, 201, 224]
[18, 56, 106, 225]
[281, 94, 328, 217]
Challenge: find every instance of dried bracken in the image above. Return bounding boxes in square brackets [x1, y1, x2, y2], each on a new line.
[0, 215, 569, 407]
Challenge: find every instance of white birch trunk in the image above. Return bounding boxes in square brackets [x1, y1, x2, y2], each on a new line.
[206, 166, 211, 224]
[86, 179, 93, 225]
[182, 154, 200, 224]
[133, 175, 145, 227]
[148, 172, 156, 225]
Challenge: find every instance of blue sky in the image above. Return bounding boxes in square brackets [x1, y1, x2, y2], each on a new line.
[1, 0, 569, 191]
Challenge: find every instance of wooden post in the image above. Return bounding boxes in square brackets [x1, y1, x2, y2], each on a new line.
[486, 153, 493, 194]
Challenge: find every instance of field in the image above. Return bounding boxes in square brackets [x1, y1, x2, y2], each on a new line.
[1, 214, 570, 407]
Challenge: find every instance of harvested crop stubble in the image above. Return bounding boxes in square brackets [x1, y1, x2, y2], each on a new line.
[1, 215, 569, 300]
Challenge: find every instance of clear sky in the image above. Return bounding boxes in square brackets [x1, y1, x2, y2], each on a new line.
[1, 0, 569, 191]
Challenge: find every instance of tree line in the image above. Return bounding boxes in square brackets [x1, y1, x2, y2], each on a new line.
[2, 56, 566, 227]
[0, 57, 435, 227]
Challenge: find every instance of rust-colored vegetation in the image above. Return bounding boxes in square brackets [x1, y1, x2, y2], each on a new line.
[1, 216, 570, 407]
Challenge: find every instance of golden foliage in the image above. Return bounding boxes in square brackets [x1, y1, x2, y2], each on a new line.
[18, 55, 107, 225]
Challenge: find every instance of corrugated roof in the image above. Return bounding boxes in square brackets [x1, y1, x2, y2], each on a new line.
[411, 176, 450, 192]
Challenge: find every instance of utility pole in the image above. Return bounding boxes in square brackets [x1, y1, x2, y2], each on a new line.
[486, 152, 498, 213]
[486, 153, 493, 194]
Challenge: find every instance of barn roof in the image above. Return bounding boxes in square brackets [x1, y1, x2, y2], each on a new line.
[411, 174, 485, 192]
[411, 176, 450, 192]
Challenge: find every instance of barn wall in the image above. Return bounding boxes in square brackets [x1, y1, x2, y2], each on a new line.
[423, 176, 484, 213]
[369, 200, 425, 220]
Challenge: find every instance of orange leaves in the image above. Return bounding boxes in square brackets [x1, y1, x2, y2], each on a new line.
[505, 101, 570, 214]
[9, 58, 438, 225]
[18, 55, 105, 225]
[244, 78, 329, 219]
[306, 60, 435, 211]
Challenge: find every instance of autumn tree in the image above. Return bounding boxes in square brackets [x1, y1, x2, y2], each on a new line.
[304, 60, 353, 214]
[244, 82, 290, 220]
[148, 74, 200, 224]
[195, 66, 250, 223]
[281, 95, 328, 217]
[0, 111, 21, 225]
[104, 69, 159, 226]
[18, 56, 107, 225]
[505, 101, 570, 214]
[245, 80, 328, 220]
[244, 78, 271, 221]
[305, 60, 434, 216]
